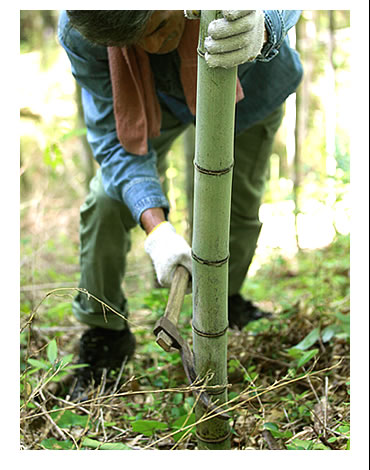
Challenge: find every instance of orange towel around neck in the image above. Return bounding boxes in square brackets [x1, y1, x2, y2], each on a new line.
[108, 19, 244, 155]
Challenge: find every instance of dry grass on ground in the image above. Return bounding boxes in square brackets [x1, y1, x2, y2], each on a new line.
[20, 231, 350, 450]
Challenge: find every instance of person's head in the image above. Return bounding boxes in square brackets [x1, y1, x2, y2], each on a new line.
[67, 10, 186, 54]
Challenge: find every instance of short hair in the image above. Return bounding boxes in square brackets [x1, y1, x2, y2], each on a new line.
[66, 10, 154, 46]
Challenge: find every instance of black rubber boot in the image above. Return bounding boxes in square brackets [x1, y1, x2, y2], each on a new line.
[228, 294, 272, 330]
[70, 326, 136, 401]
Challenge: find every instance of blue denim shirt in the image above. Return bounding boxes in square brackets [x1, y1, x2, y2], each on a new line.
[58, 11, 303, 225]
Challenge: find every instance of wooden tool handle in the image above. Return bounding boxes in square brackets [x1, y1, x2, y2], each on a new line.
[164, 265, 190, 324]
[155, 265, 190, 351]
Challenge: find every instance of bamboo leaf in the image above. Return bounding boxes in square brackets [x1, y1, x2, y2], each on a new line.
[47, 339, 58, 364]
[263, 422, 279, 432]
[290, 327, 320, 351]
[321, 324, 338, 343]
[41, 438, 75, 450]
[296, 348, 319, 368]
[131, 419, 167, 437]
[50, 409, 89, 428]
[82, 437, 131, 450]
[27, 358, 50, 370]
[58, 353, 74, 367]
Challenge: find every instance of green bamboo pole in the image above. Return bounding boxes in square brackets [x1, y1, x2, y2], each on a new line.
[192, 10, 237, 450]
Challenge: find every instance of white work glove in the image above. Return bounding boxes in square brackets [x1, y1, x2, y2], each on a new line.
[188, 10, 265, 68]
[144, 222, 192, 287]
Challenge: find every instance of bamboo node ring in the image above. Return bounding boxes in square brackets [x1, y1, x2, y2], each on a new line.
[191, 251, 229, 267]
[195, 429, 232, 443]
[194, 161, 234, 176]
[197, 47, 205, 58]
[192, 323, 228, 339]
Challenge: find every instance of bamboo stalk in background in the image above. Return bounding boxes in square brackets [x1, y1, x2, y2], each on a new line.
[293, 15, 306, 251]
[184, 125, 195, 240]
[192, 10, 237, 450]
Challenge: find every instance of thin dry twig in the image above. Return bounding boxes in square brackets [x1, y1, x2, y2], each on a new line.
[112, 357, 128, 394]
[21, 360, 342, 426]
[20, 287, 140, 333]
[32, 399, 67, 441]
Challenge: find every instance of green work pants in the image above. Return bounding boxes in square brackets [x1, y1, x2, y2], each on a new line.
[72, 105, 283, 330]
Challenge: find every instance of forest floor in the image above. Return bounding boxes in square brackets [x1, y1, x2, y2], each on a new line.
[20, 190, 350, 450]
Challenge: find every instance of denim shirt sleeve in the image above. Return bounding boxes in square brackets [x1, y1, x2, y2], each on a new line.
[258, 10, 302, 62]
[57, 11, 169, 225]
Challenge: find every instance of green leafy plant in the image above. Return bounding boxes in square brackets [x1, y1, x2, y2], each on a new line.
[49, 408, 90, 429]
[326, 422, 350, 449]
[25, 339, 87, 382]
[286, 438, 329, 450]
[81, 438, 131, 450]
[41, 438, 76, 450]
[21, 338, 87, 406]
[321, 312, 350, 342]
[263, 422, 293, 440]
[286, 327, 320, 368]
[131, 419, 167, 437]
